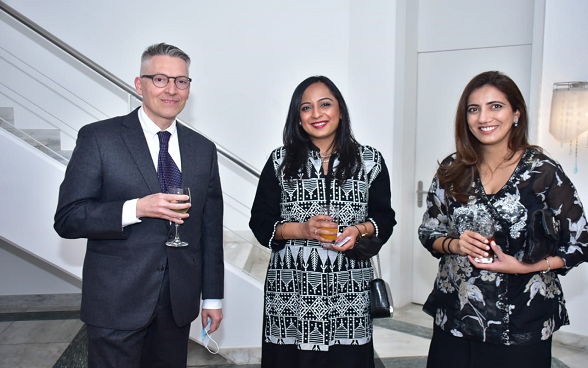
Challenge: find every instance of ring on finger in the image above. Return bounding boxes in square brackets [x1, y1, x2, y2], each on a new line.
[314, 229, 319, 235]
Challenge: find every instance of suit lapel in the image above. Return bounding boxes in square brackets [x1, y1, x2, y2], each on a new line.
[121, 109, 162, 194]
[177, 123, 193, 187]
[177, 123, 205, 191]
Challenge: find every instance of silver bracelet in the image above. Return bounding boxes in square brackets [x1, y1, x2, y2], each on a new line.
[541, 258, 551, 274]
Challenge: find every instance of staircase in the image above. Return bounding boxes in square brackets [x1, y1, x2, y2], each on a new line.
[0, 107, 71, 164]
[0, 109, 268, 364]
[0, 3, 268, 364]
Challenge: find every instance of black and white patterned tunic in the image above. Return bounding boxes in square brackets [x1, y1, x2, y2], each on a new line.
[418, 148, 588, 346]
[250, 144, 396, 351]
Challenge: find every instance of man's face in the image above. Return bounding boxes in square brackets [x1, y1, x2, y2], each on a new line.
[134, 55, 190, 129]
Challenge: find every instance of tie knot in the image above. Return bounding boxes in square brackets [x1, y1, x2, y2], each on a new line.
[157, 131, 171, 146]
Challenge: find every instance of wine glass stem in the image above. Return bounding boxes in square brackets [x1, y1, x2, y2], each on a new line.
[174, 223, 181, 241]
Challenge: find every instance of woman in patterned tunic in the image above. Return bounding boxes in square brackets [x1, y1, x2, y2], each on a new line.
[249, 76, 396, 367]
[418, 71, 588, 368]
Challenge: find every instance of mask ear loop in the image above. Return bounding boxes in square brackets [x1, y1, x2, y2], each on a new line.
[203, 330, 220, 354]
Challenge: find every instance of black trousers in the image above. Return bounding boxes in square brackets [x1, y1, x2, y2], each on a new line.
[86, 268, 191, 368]
[427, 324, 552, 368]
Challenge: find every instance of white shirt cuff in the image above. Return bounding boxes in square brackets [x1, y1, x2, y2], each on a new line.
[202, 299, 222, 309]
[122, 199, 141, 227]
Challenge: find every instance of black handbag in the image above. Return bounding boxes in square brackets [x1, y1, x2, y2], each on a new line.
[523, 209, 559, 263]
[370, 254, 393, 319]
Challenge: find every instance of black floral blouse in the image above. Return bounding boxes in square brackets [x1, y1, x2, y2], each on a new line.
[418, 148, 588, 346]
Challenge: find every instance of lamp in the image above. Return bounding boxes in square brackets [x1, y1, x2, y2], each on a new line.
[549, 81, 588, 173]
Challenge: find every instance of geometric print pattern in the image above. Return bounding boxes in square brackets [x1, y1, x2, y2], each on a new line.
[264, 145, 383, 351]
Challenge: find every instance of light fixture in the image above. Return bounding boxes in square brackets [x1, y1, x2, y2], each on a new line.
[549, 82, 588, 173]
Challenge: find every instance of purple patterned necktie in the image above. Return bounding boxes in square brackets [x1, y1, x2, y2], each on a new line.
[157, 131, 182, 193]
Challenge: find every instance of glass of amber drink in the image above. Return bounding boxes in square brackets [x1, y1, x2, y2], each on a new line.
[320, 204, 340, 245]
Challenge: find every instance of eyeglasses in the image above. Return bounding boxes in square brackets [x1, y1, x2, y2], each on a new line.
[141, 74, 192, 90]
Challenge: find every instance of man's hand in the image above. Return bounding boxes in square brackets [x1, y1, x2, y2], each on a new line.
[136, 193, 190, 224]
[201, 308, 223, 334]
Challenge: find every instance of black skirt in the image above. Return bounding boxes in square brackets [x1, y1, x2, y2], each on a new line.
[261, 339, 375, 368]
[427, 324, 552, 368]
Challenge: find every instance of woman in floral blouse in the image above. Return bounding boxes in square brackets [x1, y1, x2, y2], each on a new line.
[418, 71, 588, 368]
[250, 76, 396, 367]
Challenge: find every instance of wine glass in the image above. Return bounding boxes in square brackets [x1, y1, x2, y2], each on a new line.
[166, 187, 191, 247]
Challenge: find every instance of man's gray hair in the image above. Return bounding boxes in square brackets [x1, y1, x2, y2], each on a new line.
[141, 43, 191, 70]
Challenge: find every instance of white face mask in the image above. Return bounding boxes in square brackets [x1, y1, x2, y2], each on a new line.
[201, 317, 219, 354]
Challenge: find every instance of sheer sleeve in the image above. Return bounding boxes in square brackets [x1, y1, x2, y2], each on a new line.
[249, 155, 287, 250]
[544, 165, 588, 275]
[418, 173, 450, 259]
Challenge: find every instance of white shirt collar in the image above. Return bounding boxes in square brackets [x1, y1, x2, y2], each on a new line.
[138, 107, 177, 137]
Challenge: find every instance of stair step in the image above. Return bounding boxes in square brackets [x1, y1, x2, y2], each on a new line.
[21, 128, 62, 151]
[223, 229, 269, 282]
[0, 107, 15, 126]
[0, 120, 70, 165]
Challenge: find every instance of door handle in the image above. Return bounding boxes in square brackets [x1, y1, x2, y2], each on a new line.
[416, 180, 428, 208]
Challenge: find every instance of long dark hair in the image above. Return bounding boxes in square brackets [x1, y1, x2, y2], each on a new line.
[438, 71, 540, 203]
[280, 76, 360, 181]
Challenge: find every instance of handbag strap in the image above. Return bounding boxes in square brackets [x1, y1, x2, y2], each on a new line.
[371, 254, 382, 279]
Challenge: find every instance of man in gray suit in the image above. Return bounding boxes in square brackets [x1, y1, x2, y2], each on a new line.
[54, 43, 224, 368]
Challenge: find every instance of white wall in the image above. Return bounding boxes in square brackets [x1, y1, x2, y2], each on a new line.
[2, 0, 587, 341]
[2, 0, 397, 229]
[3, 0, 361, 169]
[0, 238, 81, 295]
[0, 0, 398, 352]
[538, 0, 588, 337]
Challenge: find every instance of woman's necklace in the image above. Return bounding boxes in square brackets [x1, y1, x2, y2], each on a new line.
[320, 153, 332, 163]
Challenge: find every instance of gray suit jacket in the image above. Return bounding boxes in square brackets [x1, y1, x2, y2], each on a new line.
[54, 108, 224, 330]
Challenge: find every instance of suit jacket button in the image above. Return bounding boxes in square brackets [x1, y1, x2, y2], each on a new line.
[157, 266, 165, 272]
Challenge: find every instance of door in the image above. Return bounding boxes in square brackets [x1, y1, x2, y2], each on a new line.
[411, 45, 533, 304]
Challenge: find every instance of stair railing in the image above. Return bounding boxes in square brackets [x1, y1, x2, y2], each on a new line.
[0, 1, 260, 178]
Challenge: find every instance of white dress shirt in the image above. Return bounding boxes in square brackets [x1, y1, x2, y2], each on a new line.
[121, 107, 221, 309]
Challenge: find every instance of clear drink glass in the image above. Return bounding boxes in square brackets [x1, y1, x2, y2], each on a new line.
[474, 218, 495, 263]
[166, 187, 191, 247]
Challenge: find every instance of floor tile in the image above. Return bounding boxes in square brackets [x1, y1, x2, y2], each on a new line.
[53, 325, 87, 368]
[0, 310, 80, 322]
[374, 318, 433, 341]
[552, 343, 585, 368]
[1, 299, 588, 368]
[0, 321, 11, 335]
[26, 305, 81, 313]
[379, 356, 427, 368]
[187, 339, 233, 366]
[0, 319, 83, 344]
[393, 303, 434, 329]
[0, 343, 69, 368]
[373, 326, 430, 359]
[0, 307, 29, 313]
[0, 294, 81, 310]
